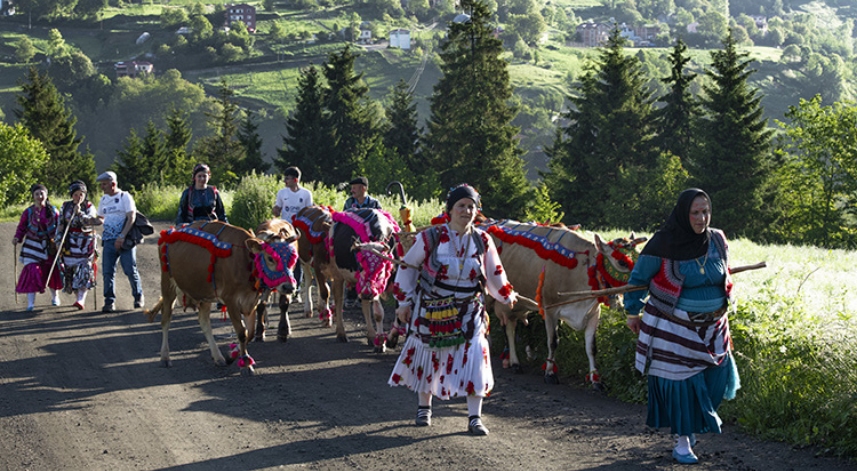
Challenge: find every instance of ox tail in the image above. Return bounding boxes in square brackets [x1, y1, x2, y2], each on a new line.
[143, 297, 164, 323]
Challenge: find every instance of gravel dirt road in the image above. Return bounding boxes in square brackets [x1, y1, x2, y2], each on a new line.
[0, 221, 853, 471]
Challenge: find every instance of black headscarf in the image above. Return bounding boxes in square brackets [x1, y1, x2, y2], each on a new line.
[30, 183, 47, 196]
[69, 180, 87, 197]
[445, 184, 481, 215]
[641, 188, 711, 260]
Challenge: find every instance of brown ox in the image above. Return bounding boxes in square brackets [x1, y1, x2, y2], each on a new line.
[144, 221, 297, 375]
[481, 220, 644, 387]
[293, 206, 403, 352]
[249, 219, 301, 342]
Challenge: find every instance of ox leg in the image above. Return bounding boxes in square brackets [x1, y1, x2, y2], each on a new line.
[332, 279, 348, 342]
[158, 277, 177, 368]
[301, 260, 314, 318]
[365, 299, 386, 353]
[499, 305, 523, 374]
[386, 316, 403, 350]
[315, 268, 332, 327]
[198, 302, 228, 367]
[253, 296, 267, 343]
[277, 293, 291, 342]
[543, 312, 561, 384]
[225, 301, 255, 376]
[583, 306, 603, 391]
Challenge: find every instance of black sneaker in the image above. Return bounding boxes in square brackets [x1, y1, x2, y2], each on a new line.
[468, 416, 488, 436]
[415, 407, 432, 427]
[102, 303, 115, 313]
[134, 297, 144, 309]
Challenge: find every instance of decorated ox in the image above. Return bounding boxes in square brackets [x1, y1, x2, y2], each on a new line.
[249, 219, 301, 342]
[295, 206, 403, 352]
[143, 221, 298, 375]
[480, 220, 645, 387]
[330, 209, 404, 352]
[292, 206, 334, 324]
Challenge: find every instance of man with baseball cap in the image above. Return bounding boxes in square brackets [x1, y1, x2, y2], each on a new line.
[96, 171, 144, 313]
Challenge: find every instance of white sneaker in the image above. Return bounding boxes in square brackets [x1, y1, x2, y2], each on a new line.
[51, 297, 61, 306]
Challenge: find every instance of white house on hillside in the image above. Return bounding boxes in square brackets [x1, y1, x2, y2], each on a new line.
[389, 29, 411, 49]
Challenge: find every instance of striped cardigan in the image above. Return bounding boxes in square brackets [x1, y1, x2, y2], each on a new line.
[635, 229, 733, 380]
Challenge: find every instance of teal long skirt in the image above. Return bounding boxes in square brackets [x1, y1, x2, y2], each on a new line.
[646, 353, 740, 436]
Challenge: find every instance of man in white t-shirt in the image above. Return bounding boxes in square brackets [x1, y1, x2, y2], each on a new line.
[272, 166, 313, 301]
[96, 171, 143, 313]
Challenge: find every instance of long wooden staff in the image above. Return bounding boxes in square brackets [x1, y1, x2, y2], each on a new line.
[14, 236, 26, 305]
[546, 262, 768, 310]
[46, 219, 73, 293]
[352, 242, 541, 308]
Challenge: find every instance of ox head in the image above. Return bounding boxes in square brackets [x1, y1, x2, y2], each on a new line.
[247, 221, 300, 295]
[592, 232, 647, 309]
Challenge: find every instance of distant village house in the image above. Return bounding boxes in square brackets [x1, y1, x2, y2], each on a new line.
[577, 21, 660, 47]
[114, 61, 154, 79]
[358, 21, 372, 44]
[224, 3, 256, 32]
[389, 29, 410, 49]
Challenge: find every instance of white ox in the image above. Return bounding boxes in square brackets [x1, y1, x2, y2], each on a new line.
[482, 220, 644, 387]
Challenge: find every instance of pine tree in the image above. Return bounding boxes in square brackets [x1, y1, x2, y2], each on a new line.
[320, 45, 379, 186]
[693, 30, 774, 236]
[237, 110, 270, 175]
[653, 38, 700, 162]
[194, 80, 245, 188]
[114, 129, 147, 191]
[423, 0, 531, 218]
[140, 120, 168, 186]
[544, 27, 657, 228]
[163, 107, 194, 186]
[383, 79, 421, 174]
[14, 67, 96, 194]
[277, 65, 327, 181]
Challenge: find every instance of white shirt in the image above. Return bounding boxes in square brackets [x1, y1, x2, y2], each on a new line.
[98, 191, 136, 240]
[275, 186, 313, 222]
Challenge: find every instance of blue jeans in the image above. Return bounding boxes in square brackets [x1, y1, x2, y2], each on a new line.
[102, 240, 143, 306]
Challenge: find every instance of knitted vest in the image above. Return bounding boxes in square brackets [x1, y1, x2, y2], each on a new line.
[418, 225, 486, 293]
[647, 229, 733, 315]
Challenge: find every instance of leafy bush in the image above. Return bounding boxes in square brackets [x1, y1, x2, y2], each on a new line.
[229, 172, 280, 231]
[134, 183, 185, 222]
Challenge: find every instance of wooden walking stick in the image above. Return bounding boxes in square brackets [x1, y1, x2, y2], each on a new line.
[14, 235, 27, 305]
[546, 262, 768, 310]
[46, 219, 73, 295]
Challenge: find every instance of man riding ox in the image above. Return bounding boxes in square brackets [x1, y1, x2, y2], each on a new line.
[144, 220, 298, 375]
[249, 219, 302, 342]
[293, 206, 404, 353]
[479, 219, 645, 388]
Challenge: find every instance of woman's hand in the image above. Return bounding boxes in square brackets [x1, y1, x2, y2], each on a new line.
[396, 305, 412, 324]
[12, 237, 19, 246]
[626, 316, 642, 335]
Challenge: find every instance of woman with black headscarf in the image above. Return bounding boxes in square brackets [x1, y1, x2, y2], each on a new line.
[624, 188, 741, 464]
[388, 184, 518, 436]
[57, 180, 99, 310]
[12, 184, 62, 311]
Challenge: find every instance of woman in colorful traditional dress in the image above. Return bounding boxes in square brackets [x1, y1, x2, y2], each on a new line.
[12, 184, 63, 311]
[176, 163, 227, 226]
[389, 184, 517, 436]
[624, 188, 741, 464]
[56, 180, 99, 310]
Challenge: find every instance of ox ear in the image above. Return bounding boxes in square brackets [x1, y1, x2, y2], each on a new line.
[629, 231, 636, 240]
[594, 233, 608, 253]
[246, 238, 265, 254]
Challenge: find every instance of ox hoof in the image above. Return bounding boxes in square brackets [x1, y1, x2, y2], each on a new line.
[277, 334, 289, 343]
[241, 366, 256, 376]
[214, 358, 228, 367]
[591, 382, 605, 392]
[511, 364, 524, 374]
[253, 334, 265, 343]
[336, 335, 349, 343]
[321, 320, 333, 328]
[544, 374, 560, 385]
[374, 344, 387, 354]
[386, 333, 400, 349]
[160, 359, 172, 368]
[304, 311, 313, 319]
